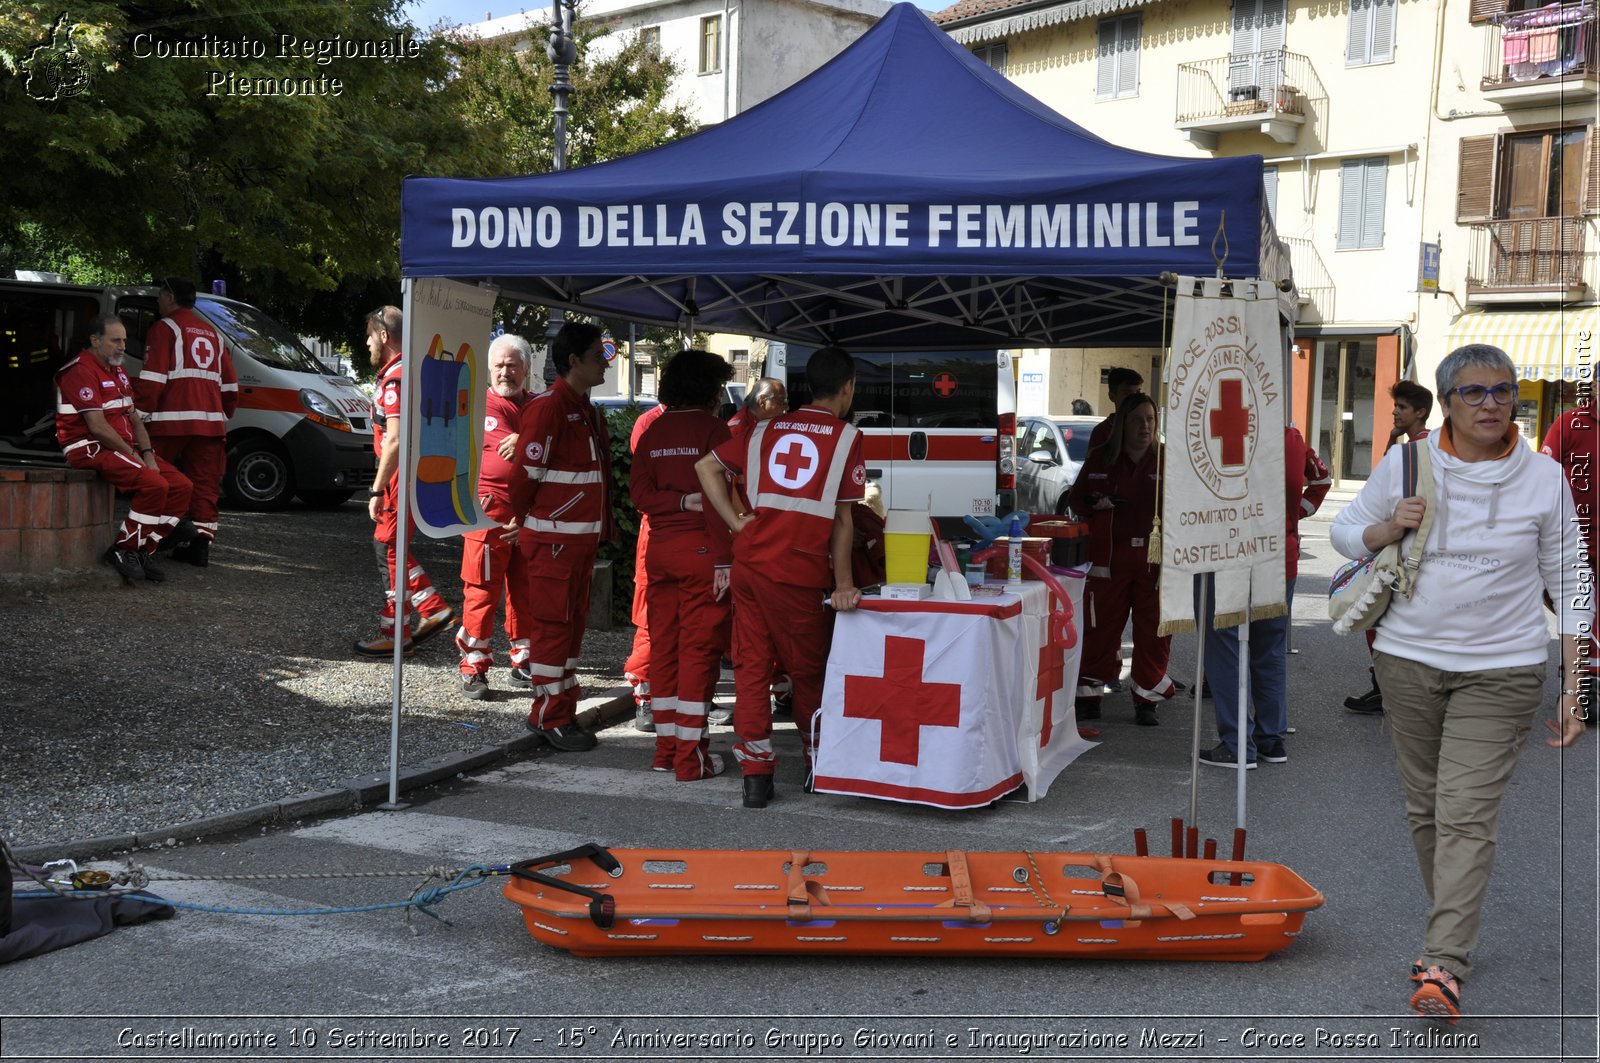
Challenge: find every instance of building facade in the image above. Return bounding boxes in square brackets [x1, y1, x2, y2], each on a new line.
[936, 0, 1596, 482]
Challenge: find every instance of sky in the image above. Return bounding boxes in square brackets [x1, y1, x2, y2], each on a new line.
[405, 0, 538, 31]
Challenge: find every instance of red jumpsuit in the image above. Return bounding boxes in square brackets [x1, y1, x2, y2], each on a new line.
[456, 387, 534, 679]
[512, 376, 613, 730]
[134, 306, 236, 543]
[1066, 445, 1176, 710]
[623, 403, 667, 698]
[1544, 403, 1597, 676]
[711, 407, 866, 776]
[632, 408, 733, 779]
[55, 353, 192, 552]
[371, 353, 452, 638]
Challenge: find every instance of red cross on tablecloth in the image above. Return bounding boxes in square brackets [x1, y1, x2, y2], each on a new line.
[773, 439, 815, 480]
[844, 635, 961, 765]
[1208, 377, 1252, 468]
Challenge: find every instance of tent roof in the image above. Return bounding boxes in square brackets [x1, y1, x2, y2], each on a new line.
[401, 3, 1289, 349]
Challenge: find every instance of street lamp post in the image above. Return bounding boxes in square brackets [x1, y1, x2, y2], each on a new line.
[545, 0, 577, 369]
[548, 0, 577, 172]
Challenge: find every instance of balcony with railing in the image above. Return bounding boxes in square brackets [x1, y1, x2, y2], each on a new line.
[1175, 49, 1326, 150]
[1465, 218, 1589, 302]
[1480, 4, 1597, 107]
[1282, 237, 1336, 321]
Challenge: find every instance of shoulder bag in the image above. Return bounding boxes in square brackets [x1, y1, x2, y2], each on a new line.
[1328, 440, 1435, 635]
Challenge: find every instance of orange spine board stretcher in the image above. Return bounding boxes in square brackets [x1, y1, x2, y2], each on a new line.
[503, 845, 1323, 961]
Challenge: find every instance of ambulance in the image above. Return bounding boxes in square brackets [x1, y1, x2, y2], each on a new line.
[0, 276, 375, 509]
[771, 344, 1017, 518]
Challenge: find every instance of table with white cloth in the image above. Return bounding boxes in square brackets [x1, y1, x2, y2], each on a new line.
[813, 573, 1092, 809]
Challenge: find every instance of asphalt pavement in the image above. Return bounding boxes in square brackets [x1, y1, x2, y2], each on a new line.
[4, 499, 1597, 1063]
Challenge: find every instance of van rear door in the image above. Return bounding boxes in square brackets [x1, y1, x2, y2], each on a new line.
[777, 346, 1015, 518]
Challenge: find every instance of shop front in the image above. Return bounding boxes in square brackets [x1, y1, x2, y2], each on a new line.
[1445, 308, 1598, 445]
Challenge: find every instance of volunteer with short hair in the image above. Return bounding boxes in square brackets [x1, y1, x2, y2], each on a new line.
[1330, 343, 1586, 1022]
[696, 346, 866, 809]
[510, 321, 614, 752]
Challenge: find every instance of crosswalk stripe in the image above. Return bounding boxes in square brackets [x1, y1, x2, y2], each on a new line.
[293, 813, 588, 864]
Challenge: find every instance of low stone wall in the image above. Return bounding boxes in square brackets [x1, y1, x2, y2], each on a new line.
[0, 467, 116, 577]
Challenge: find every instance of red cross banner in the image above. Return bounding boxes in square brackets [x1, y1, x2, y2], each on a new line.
[1158, 275, 1286, 633]
[814, 582, 1095, 809]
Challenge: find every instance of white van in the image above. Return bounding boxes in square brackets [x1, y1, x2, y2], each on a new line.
[0, 278, 375, 508]
[772, 345, 1017, 517]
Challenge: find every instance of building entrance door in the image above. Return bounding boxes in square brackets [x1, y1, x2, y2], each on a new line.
[1312, 339, 1377, 484]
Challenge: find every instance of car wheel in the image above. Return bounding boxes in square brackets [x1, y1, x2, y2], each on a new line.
[226, 439, 295, 511]
[1055, 493, 1072, 516]
[297, 489, 357, 509]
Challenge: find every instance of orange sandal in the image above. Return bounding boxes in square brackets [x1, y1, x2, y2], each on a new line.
[1409, 964, 1461, 1022]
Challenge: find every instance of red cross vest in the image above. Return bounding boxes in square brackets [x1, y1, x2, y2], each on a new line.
[713, 404, 866, 589]
[134, 307, 237, 437]
[54, 353, 138, 452]
[513, 376, 613, 545]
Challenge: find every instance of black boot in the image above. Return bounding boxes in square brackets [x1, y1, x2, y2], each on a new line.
[742, 774, 774, 808]
[1344, 673, 1384, 714]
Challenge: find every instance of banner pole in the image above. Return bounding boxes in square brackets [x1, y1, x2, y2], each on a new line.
[1235, 605, 1250, 832]
[1189, 573, 1208, 830]
[381, 278, 414, 811]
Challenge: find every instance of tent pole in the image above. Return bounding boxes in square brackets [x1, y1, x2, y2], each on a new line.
[381, 279, 415, 811]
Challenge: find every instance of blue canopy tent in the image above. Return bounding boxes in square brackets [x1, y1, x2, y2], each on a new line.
[400, 2, 1292, 349]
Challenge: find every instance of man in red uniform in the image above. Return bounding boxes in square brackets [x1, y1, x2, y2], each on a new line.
[56, 315, 192, 583]
[510, 321, 613, 751]
[697, 346, 866, 809]
[454, 334, 537, 699]
[722, 375, 793, 721]
[1084, 367, 1144, 453]
[355, 305, 455, 658]
[632, 350, 736, 780]
[1544, 395, 1597, 709]
[134, 277, 236, 567]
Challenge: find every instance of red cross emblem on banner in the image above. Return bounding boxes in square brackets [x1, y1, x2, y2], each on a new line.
[1035, 634, 1065, 748]
[932, 372, 958, 398]
[843, 635, 961, 765]
[1208, 377, 1252, 468]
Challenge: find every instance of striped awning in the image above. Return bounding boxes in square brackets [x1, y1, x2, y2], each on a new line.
[1445, 307, 1598, 382]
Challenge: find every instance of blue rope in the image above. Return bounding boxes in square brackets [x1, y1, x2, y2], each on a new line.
[14, 864, 494, 921]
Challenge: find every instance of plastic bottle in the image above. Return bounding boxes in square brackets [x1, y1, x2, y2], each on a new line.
[1006, 515, 1023, 584]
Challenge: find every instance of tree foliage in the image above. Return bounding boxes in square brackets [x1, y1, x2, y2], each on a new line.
[0, 1, 696, 355]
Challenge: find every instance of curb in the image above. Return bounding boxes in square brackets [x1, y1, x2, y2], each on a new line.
[10, 685, 638, 866]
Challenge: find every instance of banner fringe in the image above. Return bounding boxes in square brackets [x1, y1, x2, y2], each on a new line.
[1249, 601, 1289, 623]
[1158, 619, 1196, 637]
[1213, 609, 1251, 630]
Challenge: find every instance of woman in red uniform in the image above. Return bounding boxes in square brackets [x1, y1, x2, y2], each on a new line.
[629, 351, 736, 780]
[1067, 391, 1181, 725]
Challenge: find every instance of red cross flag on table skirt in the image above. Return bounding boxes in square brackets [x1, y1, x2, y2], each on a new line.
[813, 581, 1094, 809]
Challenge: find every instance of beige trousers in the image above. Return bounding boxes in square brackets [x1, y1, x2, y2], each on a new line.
[1374, 651, 1543, 980]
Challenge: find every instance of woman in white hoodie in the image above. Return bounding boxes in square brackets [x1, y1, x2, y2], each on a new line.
[1331, 343, 1588, 1023]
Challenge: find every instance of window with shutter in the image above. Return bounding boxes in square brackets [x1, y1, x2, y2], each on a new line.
[973, 41, 1008, 73]
[1096, 14, 1141, 100]
[1586, 126, 1600, 215]
[1347, 0, 1396, 65]
[1337, 157, 1386, 249]
[1263, 166, 1279, 222]
[1457, 135, 1496, 222]
[1469, 0, 1508, 23]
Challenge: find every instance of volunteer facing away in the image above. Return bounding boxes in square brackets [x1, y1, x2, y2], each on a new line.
[696, 345, 866, 809]
[510, 321, 614, 752]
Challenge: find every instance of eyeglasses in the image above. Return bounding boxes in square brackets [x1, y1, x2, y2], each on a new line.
[1452, 382, 1517, 407]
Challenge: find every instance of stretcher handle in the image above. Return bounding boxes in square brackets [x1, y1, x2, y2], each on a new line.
[508, 843, 621, 929]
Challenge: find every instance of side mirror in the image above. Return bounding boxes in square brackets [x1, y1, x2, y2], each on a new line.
[1027, 449, 1056, 465]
